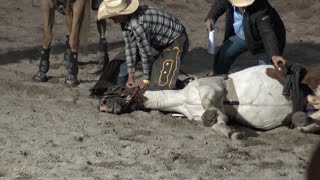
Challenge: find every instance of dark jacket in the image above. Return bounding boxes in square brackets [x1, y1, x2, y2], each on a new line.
[206, 0, 286, 59]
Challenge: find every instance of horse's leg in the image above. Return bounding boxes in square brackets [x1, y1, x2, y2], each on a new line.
[309, 111, 320, 122]
[97, 19, 109, 71]
[64, 0, 86, 86]
[33, 0, 55, 82]
[207, 109, 244, 140]
[298, 123, 320, 133]
[63, 6, 72, 63]
[202, 107, 244, 140]
[89, 18, 109, 74]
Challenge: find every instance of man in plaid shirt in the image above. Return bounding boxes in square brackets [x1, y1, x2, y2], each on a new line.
[97, 0, 189, 90]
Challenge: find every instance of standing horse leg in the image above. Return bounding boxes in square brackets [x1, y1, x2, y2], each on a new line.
[97, 19, 109, 72]
[64, 0, 86, 86]
[64, 7, 72, 64]
[33, 0, 55, 82]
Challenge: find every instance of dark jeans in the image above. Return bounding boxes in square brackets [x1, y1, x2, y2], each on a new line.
[214, 35, 248, 75]
[117, 31, 189, 90]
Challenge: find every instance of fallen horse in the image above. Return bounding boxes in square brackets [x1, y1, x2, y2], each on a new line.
[93, 65, 320, 139]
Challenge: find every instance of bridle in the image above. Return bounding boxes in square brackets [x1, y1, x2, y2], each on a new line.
[56, 0, 74, 15]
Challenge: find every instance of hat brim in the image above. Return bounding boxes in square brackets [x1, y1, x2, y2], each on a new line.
[229, 0, 254, 7]
[97, 0, 139, 20]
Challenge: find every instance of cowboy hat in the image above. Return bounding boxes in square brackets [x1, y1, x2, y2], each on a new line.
[228, 0, 255, 7]
[97, 0, 139, 20]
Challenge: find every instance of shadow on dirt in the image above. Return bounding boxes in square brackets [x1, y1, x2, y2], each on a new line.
[1, 42, 320, 76]
[0, 40, 124, 65]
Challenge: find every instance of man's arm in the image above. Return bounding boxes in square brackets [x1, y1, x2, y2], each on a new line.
[255, 8, 287, 67]
[205, 0, 228, 23]
[131, 24, 153, 80]
[255, 8, 282, 59]
[122, 30, 137, 74]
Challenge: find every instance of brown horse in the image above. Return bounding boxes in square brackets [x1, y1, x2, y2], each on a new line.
[32, 0, 91, 86]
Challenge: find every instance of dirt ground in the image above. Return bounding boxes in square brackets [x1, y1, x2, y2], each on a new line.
[0, 0, 320, 179]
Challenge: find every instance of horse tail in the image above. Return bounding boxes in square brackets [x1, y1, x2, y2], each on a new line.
[79, 0, 90, 53]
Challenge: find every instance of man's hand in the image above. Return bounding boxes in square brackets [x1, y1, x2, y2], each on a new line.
[272, 56, 287, 69]
[126, 72, 136, 88]
[138, 81, 147, 90]
[205, 19, 215, 32]
[138, 79, 150, 90]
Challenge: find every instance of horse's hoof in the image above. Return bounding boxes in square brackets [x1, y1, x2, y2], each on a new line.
[231, 132, 245, 140]
[65, 75, 79, 87]
[291, 111, 309, 127]
[32, 72, 48, 82]
[201, 109, 217, 127]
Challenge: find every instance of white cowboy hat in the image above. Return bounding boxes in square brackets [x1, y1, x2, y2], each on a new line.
[97, 0, 139, 20]
[228, 0, 255, 7]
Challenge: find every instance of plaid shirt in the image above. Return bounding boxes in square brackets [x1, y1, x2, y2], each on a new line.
[121, 6, 185, 80]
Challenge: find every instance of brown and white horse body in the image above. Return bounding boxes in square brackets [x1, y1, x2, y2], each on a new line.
[143, 65, 319, 138]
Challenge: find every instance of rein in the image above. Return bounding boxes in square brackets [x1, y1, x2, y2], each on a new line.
[282, 63, 313, 112]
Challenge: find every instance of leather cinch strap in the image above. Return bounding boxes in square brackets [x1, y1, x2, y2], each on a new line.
[223, 78, 239, 120]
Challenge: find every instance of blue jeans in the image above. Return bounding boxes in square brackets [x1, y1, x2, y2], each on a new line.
[214, 35, 248, 75]
[116, 62, 128, 85]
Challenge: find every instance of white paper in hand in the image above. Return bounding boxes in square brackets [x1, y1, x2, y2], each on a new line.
[208, 30, 215, 54]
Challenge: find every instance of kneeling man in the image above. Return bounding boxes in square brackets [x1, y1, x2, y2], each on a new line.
[97, 0, 189, 90]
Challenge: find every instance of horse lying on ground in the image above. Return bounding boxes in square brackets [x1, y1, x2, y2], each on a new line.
[95, 65, 320, 139]
[33, 0, 90, 86]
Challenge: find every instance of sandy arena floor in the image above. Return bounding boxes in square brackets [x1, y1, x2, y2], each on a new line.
[0, 0, 319, 179]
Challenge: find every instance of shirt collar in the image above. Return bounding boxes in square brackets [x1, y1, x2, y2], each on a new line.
[233, 6, 246, 14]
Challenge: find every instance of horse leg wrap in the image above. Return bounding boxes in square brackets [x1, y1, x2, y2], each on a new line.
[39, 48, 50, 73]
[64, 35, 71, 61]
[65, 52, 79, 86]
[99, 38, 110, 71]
[66, 52, 79, 76]
[33, 48, 50, 82]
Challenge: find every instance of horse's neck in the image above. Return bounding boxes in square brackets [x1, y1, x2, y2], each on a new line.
[143, 89, 185, 111]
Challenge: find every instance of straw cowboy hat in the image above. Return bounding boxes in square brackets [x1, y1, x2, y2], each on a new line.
[228, 0, 255, 7]
[97, 0, 139, 20]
